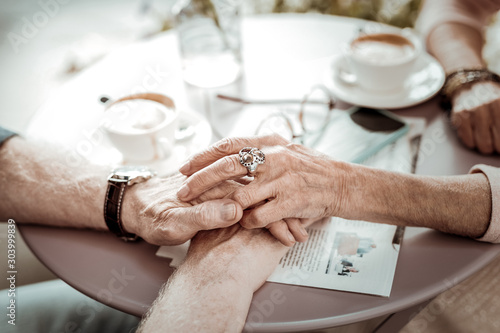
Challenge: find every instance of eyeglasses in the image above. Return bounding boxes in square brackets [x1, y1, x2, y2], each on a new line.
[217, 85, 336, 146]
[217, 87, 410, 163]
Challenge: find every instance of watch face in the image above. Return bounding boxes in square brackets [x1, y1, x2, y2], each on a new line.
[110, 166, 156, 183]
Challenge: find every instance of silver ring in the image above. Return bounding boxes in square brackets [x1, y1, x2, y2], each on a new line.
[239, 147, 265, 176]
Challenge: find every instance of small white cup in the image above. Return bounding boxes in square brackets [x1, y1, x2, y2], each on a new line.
[100, 93, 179, 162]
[340, 31, 420, 92]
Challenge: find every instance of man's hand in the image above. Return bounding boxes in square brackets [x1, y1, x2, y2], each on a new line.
[0, 136, 245, 246]
[187, 224, 290, 292]
[452, 81, 500, 154]
[177, 135, 350, 246]
[121, 174, 243, 246]
[137, 223, 292, 333]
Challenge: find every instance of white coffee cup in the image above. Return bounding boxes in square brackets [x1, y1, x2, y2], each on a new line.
[100, 93, 179, 162]
[341, 32, 420, 92]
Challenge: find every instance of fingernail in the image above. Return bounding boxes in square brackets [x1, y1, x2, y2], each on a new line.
[221, 203, 236, 221]
[300, 226, 308, 238]
[179, 160, 190, 174]
[287, 230, 295, 244]
[177, 184, 190, 199]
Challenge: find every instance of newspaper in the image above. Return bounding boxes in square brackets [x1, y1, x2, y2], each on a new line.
[156, 117, 425, 297]
[267, 219, 401, 296]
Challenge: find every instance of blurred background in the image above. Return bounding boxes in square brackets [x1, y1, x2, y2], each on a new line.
[0, 0, 424, 134]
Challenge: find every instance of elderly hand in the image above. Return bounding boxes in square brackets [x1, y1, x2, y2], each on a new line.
[137, 222, 297, 333]
[177, 135, 350, 246]
[451, 81, 500, 154]
[187, 224, 290, 292]
[120, 174, 243, 246]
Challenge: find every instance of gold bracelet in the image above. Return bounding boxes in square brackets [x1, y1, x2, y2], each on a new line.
[440, 68, 500, 111]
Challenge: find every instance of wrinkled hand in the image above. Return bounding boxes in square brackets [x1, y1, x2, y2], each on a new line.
[451, 81, 500, 154]
[186, 223, 290, 293]
[137, 222, 302, 333]
[178, 134, 349, 246]
[121, 174, 243, 246]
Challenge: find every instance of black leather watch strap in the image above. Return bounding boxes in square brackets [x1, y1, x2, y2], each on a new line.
[104, 180, 138, 242]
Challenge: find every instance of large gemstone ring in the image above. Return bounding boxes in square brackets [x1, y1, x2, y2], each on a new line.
[239, 147, 265, 176]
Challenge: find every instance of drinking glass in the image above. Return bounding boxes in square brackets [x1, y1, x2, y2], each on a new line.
[173, 0, 242, 88]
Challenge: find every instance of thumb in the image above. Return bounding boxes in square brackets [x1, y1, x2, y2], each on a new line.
[173, 199, 243, 232]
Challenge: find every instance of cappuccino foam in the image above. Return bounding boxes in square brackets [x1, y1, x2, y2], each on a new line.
[351, 34, 415, 66]
[103, 100, 171, 134]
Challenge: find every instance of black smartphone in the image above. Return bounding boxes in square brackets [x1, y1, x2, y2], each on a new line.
[310, 106, 409, 163]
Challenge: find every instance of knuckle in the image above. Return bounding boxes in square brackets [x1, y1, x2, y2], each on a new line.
[155, 209, 190, 245]
[160, 225, 178, 243]
[273, 145, 285, 154]
[251, 209, 269, 228]
[267, 223, 282, 236]
[242, 216, 265, 229]
[286, 142, 301, 151]
[463, 110, 474, 119]
[239, 217, 254, 229]
[157, 224, 179, 245]
[156, 210, 177, 234]
[451, 115, 462, 128]
[270, 220, 286, 232]
[461, 138, 475, 149]
[268, 146, 287, 163]
[214, 137, 236, 155]
[282, 199, 296, 215]
[233, 189, 253, 208]
[222, 155, 241, 174]
[478, 144, 494, 155]
[274, 194, 295, 215]
[270, 133, 289, 145]
[281, 170, 299, 185]
[188, 172, 207, 190]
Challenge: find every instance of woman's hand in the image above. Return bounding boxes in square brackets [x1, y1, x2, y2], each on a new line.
[177, 135, 351, 245]
[451, 81, 500, 154]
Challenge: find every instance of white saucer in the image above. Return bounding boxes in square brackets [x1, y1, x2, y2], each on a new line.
[88, 109, 212, 176]
[325, 53, 445, 109]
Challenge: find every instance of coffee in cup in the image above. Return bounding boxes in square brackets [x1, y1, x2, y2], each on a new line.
[342, 32, 419, 92]
[100, 93, 179, 162]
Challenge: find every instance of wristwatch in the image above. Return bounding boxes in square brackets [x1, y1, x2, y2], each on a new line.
[104, 166, 156, 242]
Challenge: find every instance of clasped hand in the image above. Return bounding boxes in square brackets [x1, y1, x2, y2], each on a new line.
[177, 134, 349, 246]
[120, 174, 244, 246]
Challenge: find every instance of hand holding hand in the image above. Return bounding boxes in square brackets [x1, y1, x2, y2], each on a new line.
[121, 174, 243, 246]
[186, 223, 290, 292]
[178, 134, 350, 245]
[137, 222, 293, 333]
[451, 81, 500, 154]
